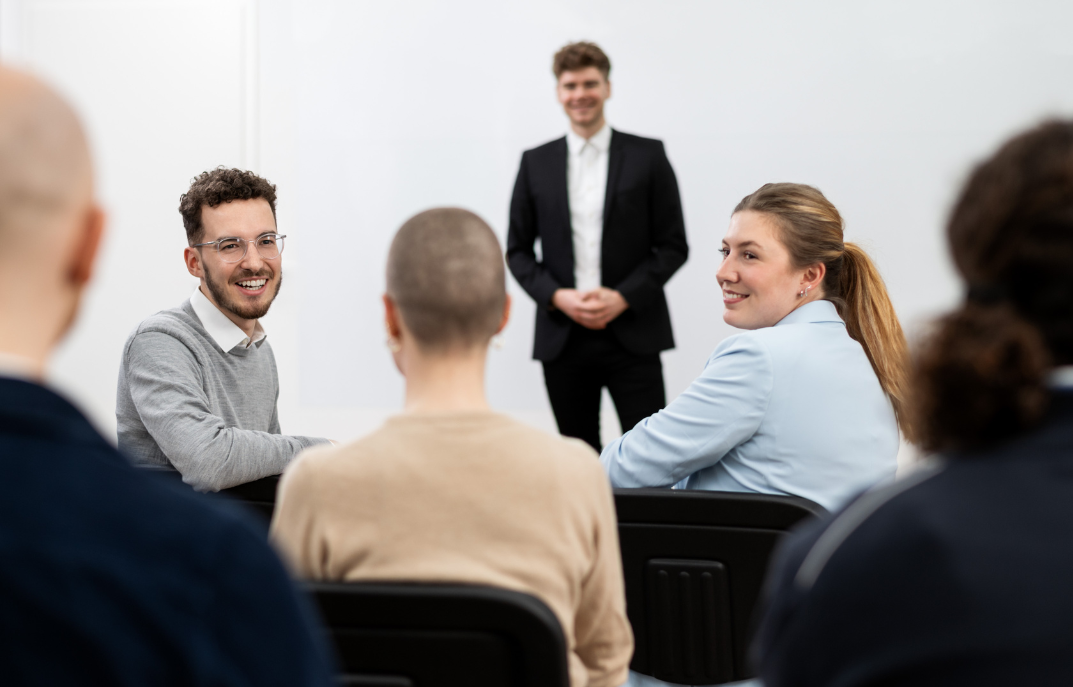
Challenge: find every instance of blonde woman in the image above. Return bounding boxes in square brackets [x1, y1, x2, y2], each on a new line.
[601, 183, 911, 512]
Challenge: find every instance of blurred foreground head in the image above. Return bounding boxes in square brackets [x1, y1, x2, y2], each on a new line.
[915, 119, 1073, 452]
[0, 66, 103, 372]
[385, 207, 507, 357]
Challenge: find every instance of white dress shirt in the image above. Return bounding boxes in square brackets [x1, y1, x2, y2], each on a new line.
[189, 286, 266, 352]
[566, 124, 612, 293]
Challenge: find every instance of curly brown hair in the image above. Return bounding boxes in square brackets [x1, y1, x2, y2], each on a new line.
[552, 42, 610, 80]
[914, 119, 1073, 453]
[178, 167, 277, 244]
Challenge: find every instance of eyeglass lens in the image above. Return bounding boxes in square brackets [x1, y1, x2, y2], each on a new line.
[216, 235, 284, 263]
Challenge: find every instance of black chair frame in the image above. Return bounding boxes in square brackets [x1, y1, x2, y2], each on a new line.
[307, 581, 570, 687]
[614, 488, 825, 684]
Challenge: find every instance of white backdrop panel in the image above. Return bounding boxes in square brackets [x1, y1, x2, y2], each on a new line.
[287, 0, 1073, 444]
[2, 0, 1072, 449]
[0, 0, 255, 436]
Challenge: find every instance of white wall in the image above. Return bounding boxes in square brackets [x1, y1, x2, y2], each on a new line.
[3, 0, 1073, 448]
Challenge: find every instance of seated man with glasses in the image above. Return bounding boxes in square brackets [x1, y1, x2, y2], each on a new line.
[116, 167, 329, 491]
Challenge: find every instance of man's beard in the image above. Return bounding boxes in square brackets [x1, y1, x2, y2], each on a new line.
[204, 264, 282, 321]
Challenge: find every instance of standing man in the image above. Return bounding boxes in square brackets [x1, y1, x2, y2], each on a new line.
[117, 168, 329, 492]
[507, 41, 688, 451]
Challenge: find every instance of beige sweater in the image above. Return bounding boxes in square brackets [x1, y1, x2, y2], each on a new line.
[270, 411, 633, 687]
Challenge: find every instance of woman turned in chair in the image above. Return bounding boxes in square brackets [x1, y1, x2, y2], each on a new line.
[271, 208, 633, 687]
[602, 184, 911, 511]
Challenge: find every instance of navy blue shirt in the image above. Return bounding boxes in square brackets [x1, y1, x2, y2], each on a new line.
[754, 390, 1073, 686]
[0, 377, 334, 686]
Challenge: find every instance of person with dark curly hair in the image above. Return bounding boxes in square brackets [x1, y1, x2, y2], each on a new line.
[116, 167, 329, 492]
[754, 120, 1073, 686]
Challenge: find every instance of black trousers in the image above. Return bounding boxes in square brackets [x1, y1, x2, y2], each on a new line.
[542, 324, 666, 453]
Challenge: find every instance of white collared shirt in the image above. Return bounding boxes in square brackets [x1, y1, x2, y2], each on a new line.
[566, 123, 612, 293]
[189, 286, 266, 353]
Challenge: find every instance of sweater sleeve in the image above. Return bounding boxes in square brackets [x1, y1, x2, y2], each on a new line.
[600, 333, 774, 488]
[270, 446, 333, 579]
[124, 331, 327, 492]
[573, 459, 634, 687]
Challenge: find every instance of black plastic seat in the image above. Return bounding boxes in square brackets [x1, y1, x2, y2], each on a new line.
[613, 488, 825, 685]
[307, 581, 570, 687]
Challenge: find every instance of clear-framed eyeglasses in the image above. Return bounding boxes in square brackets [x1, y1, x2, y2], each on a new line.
[192, 233, 286, 263]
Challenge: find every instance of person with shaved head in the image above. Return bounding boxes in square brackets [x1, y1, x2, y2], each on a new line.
[271, 208, 634, 687]
[0, 67, 333, 684]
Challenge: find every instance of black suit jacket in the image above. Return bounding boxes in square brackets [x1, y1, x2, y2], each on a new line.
[0, 377, 333, 685]
[507, 129, 688, 361]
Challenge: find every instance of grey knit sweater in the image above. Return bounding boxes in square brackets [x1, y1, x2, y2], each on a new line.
[116, 299, 327, 492]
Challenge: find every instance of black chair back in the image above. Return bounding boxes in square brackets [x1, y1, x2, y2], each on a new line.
[219, 473, 280, 525]
[138, 467, 280, 531]
[307, 582, 570, 687]
[614, 488, 825, 685]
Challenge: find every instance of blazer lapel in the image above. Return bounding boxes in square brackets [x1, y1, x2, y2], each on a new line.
[600, 130, 626, 280]
[551, 136, 576, 279]
[553, 136, 570, 237]
[602, 129, 625, 228]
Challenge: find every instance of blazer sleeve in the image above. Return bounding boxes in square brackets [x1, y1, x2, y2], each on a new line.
[599, 333, 773, 488]
[611, 141, 689, 310]
[506, 151, 563, 308]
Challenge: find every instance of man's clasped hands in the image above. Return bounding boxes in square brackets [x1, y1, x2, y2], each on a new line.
[551, 287, 629, 330]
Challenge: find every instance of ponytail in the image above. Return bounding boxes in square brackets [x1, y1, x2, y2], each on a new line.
[734, 183, 914, 439]
[836, 243, 914, 440]
[913, 303, 1050, 453]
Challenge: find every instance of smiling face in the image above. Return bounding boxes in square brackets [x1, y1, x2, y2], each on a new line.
[557, 66, 610, 132]
[717, 210, 824, 330]
[185, 198, 282, 324]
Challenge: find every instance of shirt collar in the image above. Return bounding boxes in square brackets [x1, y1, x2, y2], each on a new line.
[189, 286, 266, 352]
[1051, 366, 1073, 389]
[566, 123, 612, 157]
[775, 299, 845, 327]
[0, 351, 43, 382]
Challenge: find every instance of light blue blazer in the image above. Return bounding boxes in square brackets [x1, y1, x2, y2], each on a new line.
[600, 300, 899, 511]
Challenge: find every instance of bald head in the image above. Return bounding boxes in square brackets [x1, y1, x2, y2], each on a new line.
[0, 67, 92, 250]
[386, 208, 506, 352]
[0, 67, 101, 369]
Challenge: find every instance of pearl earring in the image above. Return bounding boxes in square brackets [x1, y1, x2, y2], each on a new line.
[385, 335, 401, 353]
